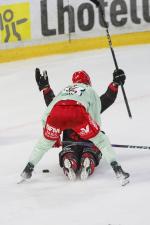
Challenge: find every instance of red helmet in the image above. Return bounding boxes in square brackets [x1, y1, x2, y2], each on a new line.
[72, 71, 91, 86]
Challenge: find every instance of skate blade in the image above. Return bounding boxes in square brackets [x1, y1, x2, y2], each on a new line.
[64, 159, 76, 181]
[121, 178, 130, 186]
[17, 177, 26, 184]
[67, 168, 76, 181]
[80, 158, 90, 181]
[117, 176, 130, 186]
[80, 168, 89, 180]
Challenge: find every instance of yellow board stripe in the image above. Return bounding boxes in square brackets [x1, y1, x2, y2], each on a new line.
[0, 31, 150, 63]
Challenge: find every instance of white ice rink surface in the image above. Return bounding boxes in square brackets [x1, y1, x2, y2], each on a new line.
[0, 44, 150, 225]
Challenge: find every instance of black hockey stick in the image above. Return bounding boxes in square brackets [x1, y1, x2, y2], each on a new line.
[62, 141, 150, 150]
[112, 144, 150, 150]
[89, 0, 132, 118]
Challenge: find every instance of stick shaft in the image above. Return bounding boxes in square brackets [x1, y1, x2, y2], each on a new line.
[98, 1, 132, 118]
[112, 144, 150, 150]
[62, 141, 150, 150]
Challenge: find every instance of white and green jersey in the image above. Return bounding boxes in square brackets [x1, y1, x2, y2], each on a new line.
[42, 83, 102, 127]
[29, 84, 118, 166]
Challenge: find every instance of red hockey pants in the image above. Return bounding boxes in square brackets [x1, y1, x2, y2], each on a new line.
[43, 100, 100, 140]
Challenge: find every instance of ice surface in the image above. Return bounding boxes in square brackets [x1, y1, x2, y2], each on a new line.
[0, 44, 150, 225]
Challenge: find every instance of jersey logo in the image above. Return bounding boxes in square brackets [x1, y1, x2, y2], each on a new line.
[44, 124, 61, 140]
[62, 85, 85, 96]
[80, 125, 90, 135]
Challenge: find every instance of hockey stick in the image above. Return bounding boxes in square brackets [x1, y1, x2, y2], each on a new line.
[112, 144, 150, 150]
[89, 0, 132, 118]
[41, 142, 150, 175]
[62, 141, 150, 150]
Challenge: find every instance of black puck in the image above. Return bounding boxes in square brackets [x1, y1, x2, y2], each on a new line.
[42, 169, 50, 173]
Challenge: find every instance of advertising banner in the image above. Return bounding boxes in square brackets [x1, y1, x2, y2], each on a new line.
[0, 0, 150, 47]
[0, 0, 150, 62]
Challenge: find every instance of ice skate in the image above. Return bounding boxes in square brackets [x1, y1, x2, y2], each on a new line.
[111, 161, 130, 186]
[80, 157, 91, 180]
[20, 162, 34, 182]
[63, 158, 77, 181]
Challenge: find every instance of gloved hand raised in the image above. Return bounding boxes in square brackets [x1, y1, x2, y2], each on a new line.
[35, 68, 50, 91]
[113, 69, 126, 85]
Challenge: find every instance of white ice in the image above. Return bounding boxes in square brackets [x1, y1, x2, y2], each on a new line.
[0, 44, 150, 225]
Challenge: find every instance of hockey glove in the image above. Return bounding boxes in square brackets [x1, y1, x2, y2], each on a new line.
[35, 68, 50, 91]
[113, 69, 126, 85]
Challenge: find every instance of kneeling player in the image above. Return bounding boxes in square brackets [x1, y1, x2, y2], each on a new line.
[60, 133, 102, 180]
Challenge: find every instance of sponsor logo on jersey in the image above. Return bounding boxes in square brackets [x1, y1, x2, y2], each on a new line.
[79, 125, 90, 135]
[62, 85, 85, 96]
[46, 124, 60, 134]
[45, 124, 61, 139]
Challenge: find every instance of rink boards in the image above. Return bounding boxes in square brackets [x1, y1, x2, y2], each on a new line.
[0, 0, 150, 62]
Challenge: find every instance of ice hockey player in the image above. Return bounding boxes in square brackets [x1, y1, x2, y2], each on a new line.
[35, 69, 103, 181]
[33, 68, 125, 181]
[21, 69, 130, 185]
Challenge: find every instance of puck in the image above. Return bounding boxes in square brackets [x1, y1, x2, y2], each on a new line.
[42, 169, 50, 173]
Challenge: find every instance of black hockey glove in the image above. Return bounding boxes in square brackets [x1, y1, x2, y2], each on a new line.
[35, 68, 50, 91]
[89, 0, 100, 7]
[113, 69, 126, 85]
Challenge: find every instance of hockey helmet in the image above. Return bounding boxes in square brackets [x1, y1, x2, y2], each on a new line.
[72, 70, 92, 86]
